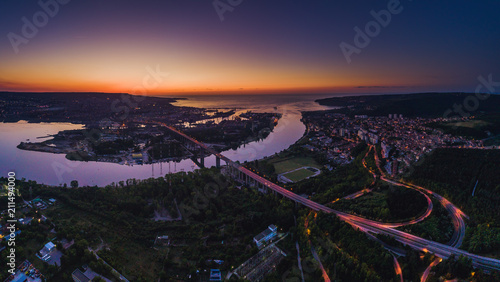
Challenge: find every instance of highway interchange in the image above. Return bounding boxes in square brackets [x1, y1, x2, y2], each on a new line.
[162, 124, 500, 273]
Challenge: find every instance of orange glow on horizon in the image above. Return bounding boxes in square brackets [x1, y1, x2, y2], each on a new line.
[0, 37, 426, 95]
[0, 81, 417, 95]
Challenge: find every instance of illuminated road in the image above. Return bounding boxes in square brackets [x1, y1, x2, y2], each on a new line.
[341, 146, 375, 200]
[311, 246, 331, 282]
[372, 145, 466, 248]
[393, 255, 403, 282]
[381, 178, 467, 248]
[378, 195, 433, 228]
[348, 145, 434, 228]
[343, 217, 499, 271]
[421, 258, 442, 282]
[162, 125, 500, 272]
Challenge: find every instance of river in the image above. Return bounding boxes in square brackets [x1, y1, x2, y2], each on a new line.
[0, 94, 335, 186]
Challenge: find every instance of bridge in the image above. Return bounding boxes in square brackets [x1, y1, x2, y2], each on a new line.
[161, 123, 500, 272]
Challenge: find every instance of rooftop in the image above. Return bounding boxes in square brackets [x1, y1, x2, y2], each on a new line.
[72, 269, 91, 282]
[254, 230, 270, 242]
[209, 269, 222, 281]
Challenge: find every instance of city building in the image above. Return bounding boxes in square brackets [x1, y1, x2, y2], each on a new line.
[381, 141, 391, 159]
[253, 224, 278, 248]
[72, 269, 91, 282]
[392, 160, 399, 176]
[132, 153, 143, 160]
[42, 242, 55, 253]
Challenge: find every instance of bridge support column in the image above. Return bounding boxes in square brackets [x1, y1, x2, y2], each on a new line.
[199, 148, 205, 167]
[216, 156, 220, 168]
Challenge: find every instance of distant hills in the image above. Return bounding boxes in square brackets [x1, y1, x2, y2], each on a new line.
[316, 93, 500, 117]
[0, 92, 183, 124]
[0, 91, 180, 103]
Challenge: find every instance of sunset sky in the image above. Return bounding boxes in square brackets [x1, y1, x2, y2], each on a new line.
[1, 0, 499, 95]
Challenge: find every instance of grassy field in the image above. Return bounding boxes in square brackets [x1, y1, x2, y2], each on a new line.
[269, 156, 321, 174]
[282, 168, 316, 182]
[426, 114, 500, 141]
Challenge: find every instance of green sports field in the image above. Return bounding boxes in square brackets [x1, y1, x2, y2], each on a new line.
[270, 156, 321, 174]
[282, 168, 316, 182]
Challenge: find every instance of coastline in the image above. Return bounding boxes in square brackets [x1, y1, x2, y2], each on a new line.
[14, 113, 281, 167]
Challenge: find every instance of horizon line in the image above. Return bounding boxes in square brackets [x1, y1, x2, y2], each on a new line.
[1, 90, 495, 97]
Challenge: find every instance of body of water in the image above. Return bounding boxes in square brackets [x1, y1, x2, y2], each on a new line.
[0, 94, 336, 186]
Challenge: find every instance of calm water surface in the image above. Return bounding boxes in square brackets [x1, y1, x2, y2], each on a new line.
[0, 94, 336, 186]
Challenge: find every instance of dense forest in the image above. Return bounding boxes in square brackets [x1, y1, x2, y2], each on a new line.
[316, 93, 500, 118]
[405, 148, 500, 254]
[397, 199, 454, 244]
[1, 169, 298, 281]
[332, 183, 429, 222]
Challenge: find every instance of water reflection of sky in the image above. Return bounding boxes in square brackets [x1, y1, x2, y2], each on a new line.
[0, 95, 335, 186]
[171, 93, 336, 112]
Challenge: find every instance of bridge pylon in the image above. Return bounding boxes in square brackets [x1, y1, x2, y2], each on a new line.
[216, 156, 221, 168]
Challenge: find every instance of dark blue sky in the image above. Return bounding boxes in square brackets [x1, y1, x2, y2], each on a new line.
[1, 0, 499, 94]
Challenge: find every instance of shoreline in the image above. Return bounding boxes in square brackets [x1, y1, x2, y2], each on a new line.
[15, 113, 281, 167]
